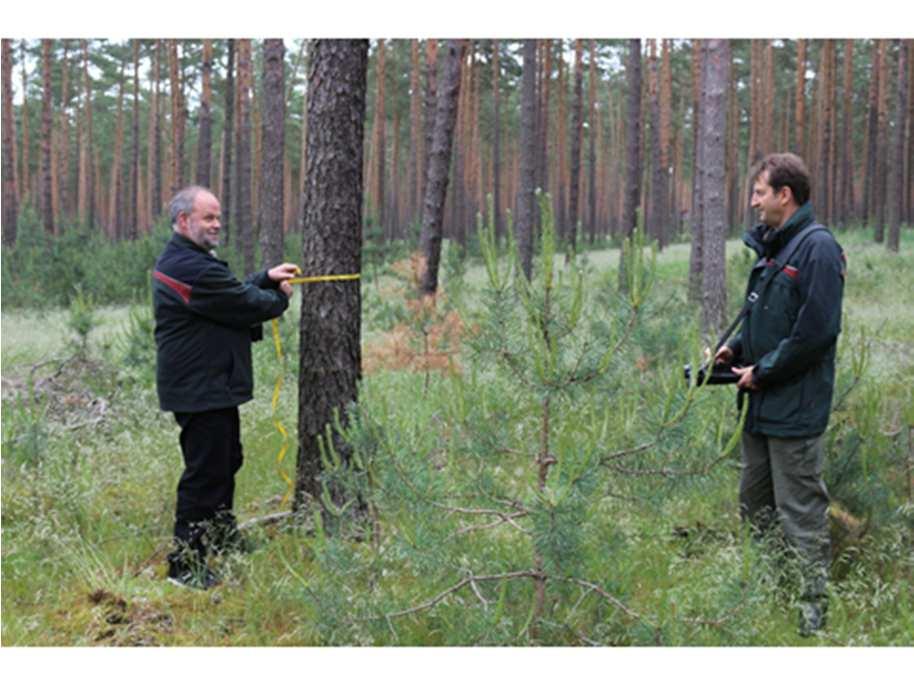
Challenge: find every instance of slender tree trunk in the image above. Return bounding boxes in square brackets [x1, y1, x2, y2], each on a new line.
[150, 40, 163, 222]
[492, 39, 502, 242]
[556, 44, 568, 237]
[648, 40, 665, 249]
[516, 40, 538, 281]
[816, 41, 834, 226]
[874, 40, 890, 243]
[409, 39, 422, 228]
[540, 40, 552, 234]
[128, 40, 140, 238]
[587, 40, 598, 243]
[700, 40, 730, 334]
[888, 40, 908, 252]
[419, 40, 465, 295]
[620, 39, 643, 290]
[374, 39, 387, 236]
[839, 39, 855, 227]
[795, 39, 807, 157]
[2, 39, 17, 244]
[108, 56, 127, 240]
[688, 40, 704, 304]
[235, 39, 254, 272]
[295, 39, 368, 508]
[453, 46, 468, 248]
[422, 40, 439, 217]
[260, 39, 285, 268]
[56, 40, 70, 224]
[19, 41, 31, 207]
[863, 40, 880, 227]
[221, 39, 235, 243]
[660, 39, 673, 242]
[39, 40, 54, 235]
[567, 39, 583, 254]
[168, 41, 185, 195]
[195, 39, 213, 189]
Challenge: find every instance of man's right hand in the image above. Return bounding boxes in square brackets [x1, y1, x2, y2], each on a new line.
[279, 281, 293, 297]
[268, 262, 300, 283]
[714, 345, 733, 365]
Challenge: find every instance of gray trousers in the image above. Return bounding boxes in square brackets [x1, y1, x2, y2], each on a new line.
[740, 431, 831, 600]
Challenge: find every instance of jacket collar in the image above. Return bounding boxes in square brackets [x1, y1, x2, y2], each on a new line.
[743, 201, 816, 258]
[170, 232, 219, 258]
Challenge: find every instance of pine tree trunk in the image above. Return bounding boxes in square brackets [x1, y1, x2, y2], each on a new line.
[150, 40, 163, 222]
[540, 40, 552, 234]
[795, 39, 807, 157]
[816, 41, 833, 226]
[660, 39, 673, 242]
[453, 46, 468, 248]
[295, 39, 368, 507]
[556, 45, 567, 237]
[195, 40, 213, 188]
[515, 39, 538, 280]
[688, 40, 704, 304]
[839, 39, 855, 227]
[874, 40, 890, 243]
[568, 39, 583, 253]
[888, 40, 908, 252]
[375, 39, 387, 237]
[492, 39, 502, 242]
[648, 40, 665, 249]
[419, 40, 465, 295]
[77, 40, 93, 228]
[56, 40, 71, 224]
[422, 40, 438, 217]
[620, 39, 643, 290]
[259, 38, 285, 268]
[700, 39, 730, 335]
[2, 39, 17, 244]
[128, 40, 140, 238]
[587, 40, 598, 243]
[222, 39, 235, 243]
[168, 41, 185, 195]
[235, 39, 254, 272]
[862, 41, 880, 226]
[19, 41, 31, 207]
[109, 56, 128, 239]
[409, 39, 422, 228]
[40, 40, 54, 235]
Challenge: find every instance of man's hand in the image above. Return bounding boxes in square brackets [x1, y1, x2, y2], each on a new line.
[714, 345, 734, 365]
[268, 263, 300, 283]
[732, 365, 758, 391]
[278, 281, 293, 297]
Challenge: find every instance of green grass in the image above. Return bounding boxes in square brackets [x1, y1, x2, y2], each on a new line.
[2, 228, 912, 646]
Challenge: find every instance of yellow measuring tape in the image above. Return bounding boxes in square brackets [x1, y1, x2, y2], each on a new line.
[270, 272, 360, 505]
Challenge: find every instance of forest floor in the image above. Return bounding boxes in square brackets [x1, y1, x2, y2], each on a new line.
[2, 228, 912, 648]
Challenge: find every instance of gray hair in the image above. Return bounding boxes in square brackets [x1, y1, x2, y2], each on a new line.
[169, 186, 212, 227]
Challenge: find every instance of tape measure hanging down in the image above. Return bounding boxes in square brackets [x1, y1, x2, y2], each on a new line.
[270, 273, 361, 505]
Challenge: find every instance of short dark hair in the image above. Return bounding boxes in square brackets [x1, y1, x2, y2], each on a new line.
[750, 153, 811, 206]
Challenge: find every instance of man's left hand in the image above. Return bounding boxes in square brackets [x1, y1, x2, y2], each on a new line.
[732, 365, 758, 391]
[268, 263, 300, 283]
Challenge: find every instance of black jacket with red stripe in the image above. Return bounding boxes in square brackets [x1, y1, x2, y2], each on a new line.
[728, 202, 846, 437]
[153, 233, 289, 412]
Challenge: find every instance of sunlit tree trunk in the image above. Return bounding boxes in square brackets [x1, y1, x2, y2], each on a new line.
[235, 39, 254, 272]
[688, 40, 704, 304]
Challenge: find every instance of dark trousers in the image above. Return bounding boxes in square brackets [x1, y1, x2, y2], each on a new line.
[169, 407, 243, 568]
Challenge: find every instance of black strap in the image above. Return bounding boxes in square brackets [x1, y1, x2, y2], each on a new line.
[713, 222, 826, 354]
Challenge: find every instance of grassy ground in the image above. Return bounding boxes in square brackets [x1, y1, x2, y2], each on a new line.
[2, 228, 912, 646]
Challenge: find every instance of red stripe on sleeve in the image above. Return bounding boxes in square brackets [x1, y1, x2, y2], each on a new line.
[154, 270, 192, 304]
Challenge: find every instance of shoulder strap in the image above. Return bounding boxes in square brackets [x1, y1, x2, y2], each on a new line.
[711, 222, 826, 354]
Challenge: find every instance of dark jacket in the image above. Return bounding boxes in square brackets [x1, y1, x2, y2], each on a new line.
[153, 233, 289, 412]
[728, 202, 846, 437]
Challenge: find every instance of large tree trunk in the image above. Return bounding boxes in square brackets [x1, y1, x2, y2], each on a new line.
[2, 39, 17, 245]
[567, 39, 583, 253]
[816, 41, 834, 226]
[700, 40, 730, 335]
[260, 38, 285, 268]
[421, 40, 439, 217]
[419, 40, 466, 295]
[515, 39, 538, 281]
[235, 39, 254, 272]
[838, 39, 855, 227]
[888, 40, 908, 252]
[862, 41, 880, 227]
[295, 39, 368, 507]
[40, 40, 54, 235]
[619, 39, 642, 290]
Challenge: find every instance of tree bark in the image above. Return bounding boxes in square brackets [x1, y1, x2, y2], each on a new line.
[19, 41, 31, 207]
[419, 40, 466, 295]
[422, 40, 438, 216]
[838, 39, 854, 227]
[700, 40, 730, 335]
[129, 40, 140, 238]
[568, 39, 584, 253]
[259, 38, 286, 268]
[221, 39, 235, 243]
[515, 40, 538, 281]
[235, 39, 254, 272]
[874, 40, 890, 243]
[168, 40, 185, 195]
[587, 40, 598, 243]
[492, 39, 503, 242]
[108, 56, 127, 240]
[2, 39, 17, 244]
[374, 39, 387, 236]
[150, 40, 162, 222]
[862, 40, 880, 226]
[296, 39, 368, 507]
[409, 40, 422, 228]
[795, 39, 807, 157]
[816, 41, 834, 226]
[688, 40, 704, 304]
[888, 40, 908, 252]
[195, 39, 213, 189]
[620, 39, 643, 290]
[40, 40, 54, 235]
